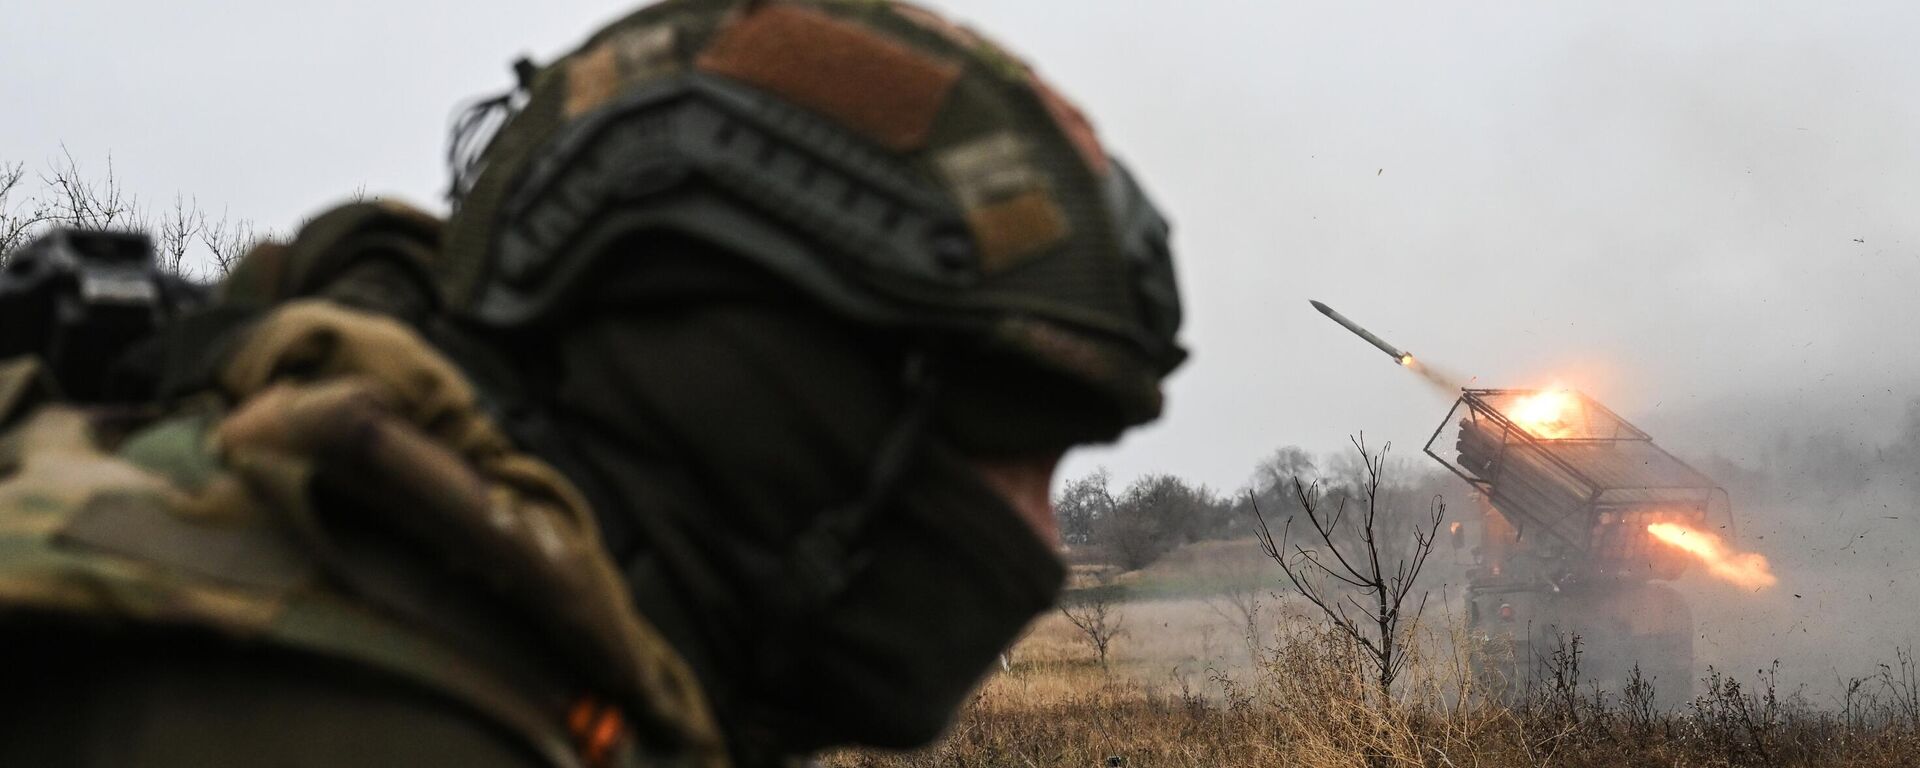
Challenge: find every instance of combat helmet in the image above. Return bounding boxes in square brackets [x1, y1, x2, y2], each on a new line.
[442, 0, 1185, 435]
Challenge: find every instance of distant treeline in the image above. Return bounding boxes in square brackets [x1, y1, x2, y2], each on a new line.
[1063, 399, 1920, 575]
[1055, 444, 1458, 572]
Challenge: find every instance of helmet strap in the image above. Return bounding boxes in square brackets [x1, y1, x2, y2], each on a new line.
[774, 350, 938, 614]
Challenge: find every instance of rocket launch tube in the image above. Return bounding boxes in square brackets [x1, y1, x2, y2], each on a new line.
[1310, 300, 1412, 365]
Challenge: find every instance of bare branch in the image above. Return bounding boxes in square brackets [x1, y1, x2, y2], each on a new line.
[1059, 589, 1126, 673]
[42, 147, 139, 231]
[1250, 436, 1448, 700]
[157, 194, 203, 277]
[0, 161, 55, 260]
[198, 208, 262, 277]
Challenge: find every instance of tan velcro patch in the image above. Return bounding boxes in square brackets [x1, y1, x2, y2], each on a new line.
[936, 132, 1046, 209]
[565, 43, 623, 118]
[968, 189, 1070, 272]
[612, 24, 680, 84]
[696, 5, 961, 151]
[567, 24, 682, 119]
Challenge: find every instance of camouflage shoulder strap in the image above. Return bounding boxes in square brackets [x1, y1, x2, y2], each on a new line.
[0, 354, 724, 768]
[144, 199, 449, 403]
[0, 394, 589, 767]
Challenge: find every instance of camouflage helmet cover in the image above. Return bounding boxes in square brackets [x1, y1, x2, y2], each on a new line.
[443, 0, 1185, 427]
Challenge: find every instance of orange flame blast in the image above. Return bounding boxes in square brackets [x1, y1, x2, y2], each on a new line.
[1508, 388, 1580, 439]
[1646, 522, 1777, 590]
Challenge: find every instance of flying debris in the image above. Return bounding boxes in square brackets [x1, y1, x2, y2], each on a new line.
[1309, 300, 1413, 366]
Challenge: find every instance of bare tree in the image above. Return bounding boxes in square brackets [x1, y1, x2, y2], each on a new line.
[1102, 474, 1217, 570]
[197, 208, 261, 277]
[1054, 468, 1113, 548]
[156, 194, 203, 276]
[1101, 475, 1171, 570]
[43, 148, 139, 231]
[1250, 435, 1446, 698]
[1060, 589, 1126, 674]
[1253, 445, 1317, 495]
[2, 150, 272, 277]
[1, 150, 139, 265]
[1, 162, 55, 259]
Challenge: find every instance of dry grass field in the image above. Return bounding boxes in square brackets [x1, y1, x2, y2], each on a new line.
[825, 540, 1920, 768]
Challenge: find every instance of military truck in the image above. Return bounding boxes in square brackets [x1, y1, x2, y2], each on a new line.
[1426, 388, 1731, 707]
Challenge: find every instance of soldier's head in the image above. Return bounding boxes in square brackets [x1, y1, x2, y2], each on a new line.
[443, 0, 1183, 756]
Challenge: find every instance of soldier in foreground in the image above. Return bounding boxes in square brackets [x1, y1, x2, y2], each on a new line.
[0, 1, 1182, 766]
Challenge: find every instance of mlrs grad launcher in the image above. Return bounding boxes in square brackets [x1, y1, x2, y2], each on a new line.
[1425, 388, 1732, 707]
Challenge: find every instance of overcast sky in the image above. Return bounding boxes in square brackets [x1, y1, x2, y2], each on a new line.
[7, 0, 1920, 493]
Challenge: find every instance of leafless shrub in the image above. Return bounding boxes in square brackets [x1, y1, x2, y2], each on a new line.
[1686, 663, 1793, 766]
[1250, 435, 1446, 699]
[1060, 589, 1126, 674]
[1622, 663, 1661, 737]
[1881, 645, 1920, 728]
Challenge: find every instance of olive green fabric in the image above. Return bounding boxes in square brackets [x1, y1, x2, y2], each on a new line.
[221, 200, 444, 326]
[443, 0, 1184, 434]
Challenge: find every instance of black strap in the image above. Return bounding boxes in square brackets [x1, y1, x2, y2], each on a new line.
[775, 353, 938, 613]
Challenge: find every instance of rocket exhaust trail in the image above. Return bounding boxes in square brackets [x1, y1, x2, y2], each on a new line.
[1309, 300, 1463, 392]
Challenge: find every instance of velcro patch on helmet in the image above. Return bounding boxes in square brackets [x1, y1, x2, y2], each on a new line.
[936, 133, 1046, 209]
[566, 44, 622, 119]
[937, 132, 1069, 271]
[566, 24, 680, 118]
[613, 23, 678, 77]
[967, 190, 1070, 272]
[695, 5, 961, 152]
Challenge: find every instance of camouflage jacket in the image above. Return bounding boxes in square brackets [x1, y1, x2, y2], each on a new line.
[0, 211, 727, 768]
